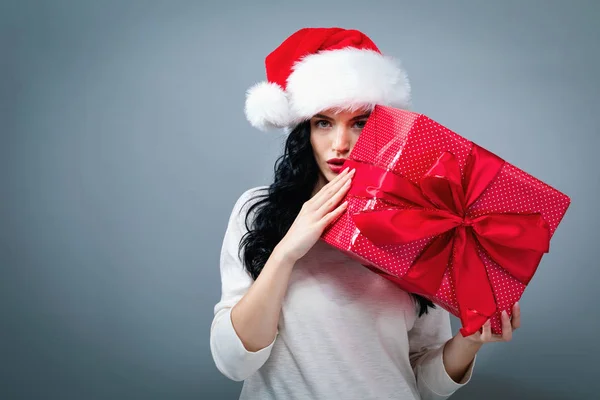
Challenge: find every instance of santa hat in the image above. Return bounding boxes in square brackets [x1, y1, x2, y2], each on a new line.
[244, 27, 412, 131]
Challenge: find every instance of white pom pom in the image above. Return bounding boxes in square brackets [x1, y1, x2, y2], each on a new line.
[244, 82, 293, 131]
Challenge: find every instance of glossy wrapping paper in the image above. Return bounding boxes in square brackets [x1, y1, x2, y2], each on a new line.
[321, 105, 571, 336]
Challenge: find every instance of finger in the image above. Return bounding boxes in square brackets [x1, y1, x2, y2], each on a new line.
[311, 168, 355, 209]
[480, 319, 492, 342]
[318, 166, 352, 192]
[312, 170, 354, 210]
[324, 166, 351, 187]
[316, 174, 353, 216]
[501, 310, 513, 341]
[320, 200, 349, 228]
[303, 174, 348, 215]
[307, 167, 350, 204]
[512, 302, 521, 330]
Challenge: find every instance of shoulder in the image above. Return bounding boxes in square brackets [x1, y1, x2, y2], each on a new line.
[231, 185, 269, 214]
[236, 185, 269, 205]
[228, 185, 269, 229]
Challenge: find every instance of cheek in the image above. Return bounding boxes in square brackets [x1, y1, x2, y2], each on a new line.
[348, 135, 360, 153]
[310, 135, 329, 161]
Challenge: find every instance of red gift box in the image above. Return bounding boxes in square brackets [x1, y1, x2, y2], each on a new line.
[321, 105, 571, 336]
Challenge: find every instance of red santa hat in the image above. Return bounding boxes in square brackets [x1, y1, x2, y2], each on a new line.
[244, 27, 412, 131]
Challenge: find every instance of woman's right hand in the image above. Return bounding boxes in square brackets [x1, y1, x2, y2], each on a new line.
[274, 166, 355, 263]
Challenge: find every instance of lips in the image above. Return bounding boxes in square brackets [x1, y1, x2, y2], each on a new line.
[327, 158, 347, 174]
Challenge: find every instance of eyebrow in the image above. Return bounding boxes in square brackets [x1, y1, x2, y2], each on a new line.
[313, 113, 371, 121]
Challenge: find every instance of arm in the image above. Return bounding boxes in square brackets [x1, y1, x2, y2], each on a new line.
[443, 305, 521, 383]
[210, 187, 292, 381]
[230, 247, 295, 352]
[211, 170, 353, 381]
[442, 334, 481, 383]
[408, 306, 476, 400]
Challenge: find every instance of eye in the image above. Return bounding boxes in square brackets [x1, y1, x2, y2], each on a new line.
[353, 119, 367, 129]
[315, 120, 332, 129]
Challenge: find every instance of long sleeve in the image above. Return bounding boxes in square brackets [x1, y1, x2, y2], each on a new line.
[209, 186, 277, 382]
[408, 305, 476, 400]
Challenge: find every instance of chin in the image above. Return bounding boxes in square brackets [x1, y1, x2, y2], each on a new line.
[325, 170, 339, 182]
[318, 167, 336, 184]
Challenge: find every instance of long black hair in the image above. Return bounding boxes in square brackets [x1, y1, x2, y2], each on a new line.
[239, 121, 435, 317]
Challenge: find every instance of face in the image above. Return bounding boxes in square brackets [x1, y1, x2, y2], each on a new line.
[309, 108, 370, 188]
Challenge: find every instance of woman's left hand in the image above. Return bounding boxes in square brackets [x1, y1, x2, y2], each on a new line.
[463, 302, 521, 344]
[443, 302, 521, 383]
[442, 302, 521, 383]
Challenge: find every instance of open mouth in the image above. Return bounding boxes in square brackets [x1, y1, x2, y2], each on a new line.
[327, 158, 347, 173]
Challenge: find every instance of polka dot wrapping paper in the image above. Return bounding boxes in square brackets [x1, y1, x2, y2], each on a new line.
[321, 105, 571, 335]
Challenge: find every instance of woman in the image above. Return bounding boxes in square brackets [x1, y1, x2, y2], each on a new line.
[210, 27, 520, 400]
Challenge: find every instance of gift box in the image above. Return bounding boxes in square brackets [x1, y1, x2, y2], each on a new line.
[321, 105, 571, 336]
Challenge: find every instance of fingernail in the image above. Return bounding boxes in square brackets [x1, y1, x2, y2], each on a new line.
[502, 310, 508, 318]
[515, 302, 520, 308]
[343, 167, 350, 173]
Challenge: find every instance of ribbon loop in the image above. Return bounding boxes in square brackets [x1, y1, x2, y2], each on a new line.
[349, 144, 550, 336]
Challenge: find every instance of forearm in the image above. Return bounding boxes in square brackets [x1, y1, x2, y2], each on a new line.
[230, 245, 296, 352]
[442, 333, 482, 382]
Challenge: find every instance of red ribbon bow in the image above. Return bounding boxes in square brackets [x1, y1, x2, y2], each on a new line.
[345, 145, 550, 336]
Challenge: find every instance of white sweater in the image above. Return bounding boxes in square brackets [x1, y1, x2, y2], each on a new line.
[210, 187, 475, 400]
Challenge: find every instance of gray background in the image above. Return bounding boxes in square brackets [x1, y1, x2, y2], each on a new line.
[1, 0, 598, 399]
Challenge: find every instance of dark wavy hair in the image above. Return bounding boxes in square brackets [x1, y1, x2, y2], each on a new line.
[238, 121, 435, 317]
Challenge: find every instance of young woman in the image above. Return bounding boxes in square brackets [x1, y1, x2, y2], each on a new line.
[210, 27, 520, 400]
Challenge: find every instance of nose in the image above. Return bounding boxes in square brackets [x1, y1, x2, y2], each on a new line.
[332, 125, 351, 154]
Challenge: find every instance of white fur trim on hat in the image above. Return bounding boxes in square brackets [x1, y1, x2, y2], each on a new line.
[244, 48, 411, 131]
[244, 81, 294, 131]
[287, 48, 411, 120]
